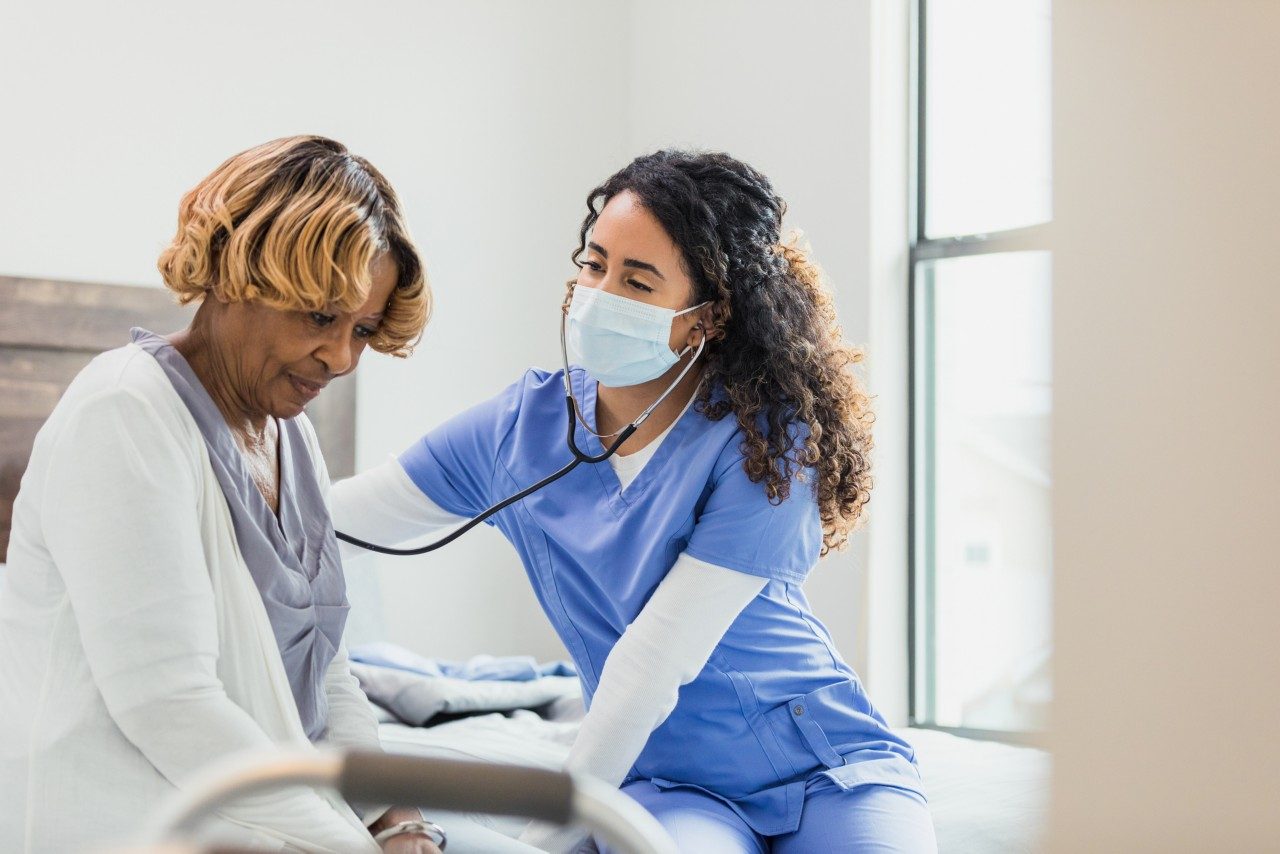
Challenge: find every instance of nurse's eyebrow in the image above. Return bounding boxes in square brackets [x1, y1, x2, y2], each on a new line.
[588, 241, 667, 280]
[624, 258, 665, 280]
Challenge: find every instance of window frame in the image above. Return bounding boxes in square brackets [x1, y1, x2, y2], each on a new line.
[906, 0, 1052, 745]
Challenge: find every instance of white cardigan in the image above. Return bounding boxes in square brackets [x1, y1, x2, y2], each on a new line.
[0, 344, 380, 853]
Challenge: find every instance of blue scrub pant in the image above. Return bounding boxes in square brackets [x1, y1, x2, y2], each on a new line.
[599, 775, 938, 853]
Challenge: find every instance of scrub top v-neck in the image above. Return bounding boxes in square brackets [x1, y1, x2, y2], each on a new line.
[398, 367, 923, 836]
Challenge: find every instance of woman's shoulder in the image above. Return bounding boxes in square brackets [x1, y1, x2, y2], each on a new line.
[36, 345, 204, 471]
[60, 343, 181, 413]
[27, 344, 203, 487]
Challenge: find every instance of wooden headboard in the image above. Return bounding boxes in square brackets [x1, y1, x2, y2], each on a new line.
[0, 276, 357, 562]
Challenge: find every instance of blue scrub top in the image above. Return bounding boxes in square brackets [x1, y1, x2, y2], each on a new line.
[399, 368, 923, 836]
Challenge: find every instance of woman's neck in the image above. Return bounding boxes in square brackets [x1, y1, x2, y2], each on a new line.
[168, 310, 270, 441]
[594, 356, 704, 456]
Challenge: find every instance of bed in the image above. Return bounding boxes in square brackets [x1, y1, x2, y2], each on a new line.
[353, 653, 1050, 853]
[0, 275, 1051, 852]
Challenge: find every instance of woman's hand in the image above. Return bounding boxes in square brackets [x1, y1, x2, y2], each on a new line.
[382, 834, 442, 854]
[370, 806, 443, 854]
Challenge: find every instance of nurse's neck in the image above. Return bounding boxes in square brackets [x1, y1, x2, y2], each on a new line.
[595, 357, 704, 457]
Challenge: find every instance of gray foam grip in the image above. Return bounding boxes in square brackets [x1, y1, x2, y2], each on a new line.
[338, 751, 575, 825]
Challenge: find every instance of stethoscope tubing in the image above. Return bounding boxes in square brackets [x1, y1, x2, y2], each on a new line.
[333, 310, 703, 557]
[333, 396, 634, 556]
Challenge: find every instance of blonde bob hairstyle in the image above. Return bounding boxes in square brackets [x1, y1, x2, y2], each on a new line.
[158, 135, 429, 357]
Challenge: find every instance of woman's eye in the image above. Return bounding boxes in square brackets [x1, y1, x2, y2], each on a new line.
[628, 279, 654, 294]
[354, 325, 377, 340]
[309, 311, 336, 328]
[582, 260, 604, 273]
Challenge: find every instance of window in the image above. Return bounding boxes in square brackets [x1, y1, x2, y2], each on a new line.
[909, 0, 1053, 739]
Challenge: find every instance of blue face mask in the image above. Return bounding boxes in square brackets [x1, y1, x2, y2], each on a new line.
[566, 287, 707, 387]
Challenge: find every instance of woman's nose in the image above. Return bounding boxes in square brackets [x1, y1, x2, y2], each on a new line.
[315, 334, 355, 377]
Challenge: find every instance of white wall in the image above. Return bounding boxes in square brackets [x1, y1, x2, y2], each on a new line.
[1, 1, 895, 687]
[1049, 1, 1280, 848]
[0, 0, 631, 661]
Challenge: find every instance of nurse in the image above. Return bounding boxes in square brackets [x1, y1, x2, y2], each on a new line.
[333, 150, 938, 853]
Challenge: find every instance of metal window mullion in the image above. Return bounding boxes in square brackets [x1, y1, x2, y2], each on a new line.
[920, 265, 938, 726]
[912, 224, 1052, 264]
[906, 0, 925, 727]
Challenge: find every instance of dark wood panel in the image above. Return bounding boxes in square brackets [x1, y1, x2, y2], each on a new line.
[0, 276, 357, 561]
[0, 276, 192, 351]
[0, 348, 99, 418]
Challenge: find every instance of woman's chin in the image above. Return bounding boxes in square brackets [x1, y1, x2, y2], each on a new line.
[270, 398, 309, 420]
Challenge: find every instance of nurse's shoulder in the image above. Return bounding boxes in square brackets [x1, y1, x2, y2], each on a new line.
[697, 393, 817, 484]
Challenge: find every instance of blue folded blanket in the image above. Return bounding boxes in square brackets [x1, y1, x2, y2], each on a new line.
[351, 641, 576, 682]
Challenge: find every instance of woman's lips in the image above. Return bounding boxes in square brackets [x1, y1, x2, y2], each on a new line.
[288, 373, 327, 400]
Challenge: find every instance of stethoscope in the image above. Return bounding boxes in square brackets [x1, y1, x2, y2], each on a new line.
[334, 311, 706, 556]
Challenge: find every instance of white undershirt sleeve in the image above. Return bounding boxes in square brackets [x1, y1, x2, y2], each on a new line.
[519, 554, 766, 852]
[328, 458, 466, 562]
[565, 554, 766, 784]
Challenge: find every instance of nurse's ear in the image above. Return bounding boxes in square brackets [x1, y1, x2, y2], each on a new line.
[686, 305, 725, 350]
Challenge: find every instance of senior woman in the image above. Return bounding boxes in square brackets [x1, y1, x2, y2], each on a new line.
[0, 137, 440, 852]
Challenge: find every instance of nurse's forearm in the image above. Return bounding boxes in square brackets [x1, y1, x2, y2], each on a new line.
[329, 459, 467, 562]
[564, 556, 765, 786]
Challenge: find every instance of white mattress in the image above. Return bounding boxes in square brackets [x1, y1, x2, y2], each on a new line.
[908, 727, 1050, 853]
[378, 717, 1050, 853]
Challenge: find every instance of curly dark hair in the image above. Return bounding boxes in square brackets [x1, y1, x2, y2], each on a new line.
[570, 150, 874, 554]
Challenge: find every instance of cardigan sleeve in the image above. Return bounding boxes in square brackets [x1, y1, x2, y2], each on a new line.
[41, 387, 376, 852]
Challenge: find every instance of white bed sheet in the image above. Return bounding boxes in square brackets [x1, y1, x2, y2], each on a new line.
[377, 717, 1050, 853]
[908, 727, 1050, 853]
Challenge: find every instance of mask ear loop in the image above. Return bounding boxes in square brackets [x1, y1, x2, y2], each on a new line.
[559, 308, 708, 439]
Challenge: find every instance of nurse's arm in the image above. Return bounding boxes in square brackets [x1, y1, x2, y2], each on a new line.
[517, 556, 763, 850]
[329, 458, 467, 562]
[563, 555, 766, 786]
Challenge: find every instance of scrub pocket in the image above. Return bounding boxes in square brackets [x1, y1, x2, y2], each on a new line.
[763, 682, 925, 796]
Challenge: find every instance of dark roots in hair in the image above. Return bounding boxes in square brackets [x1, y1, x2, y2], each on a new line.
[571, 150, 874, 554]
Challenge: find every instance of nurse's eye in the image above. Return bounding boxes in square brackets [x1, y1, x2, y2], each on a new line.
[627, 279, 654, 294]
[309, 311, 336, 328]
[581, 260, 605, 274]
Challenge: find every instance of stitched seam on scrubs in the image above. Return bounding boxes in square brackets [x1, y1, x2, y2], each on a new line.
[683, 546, 808, 584]
[711, 652, 798, 784]
[403, 372, 530, 518]
[685, 452, 809, 583]
[498, 463, 601, 693]
[400, 443, 481, 520]
[783, 585, 842, 674]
